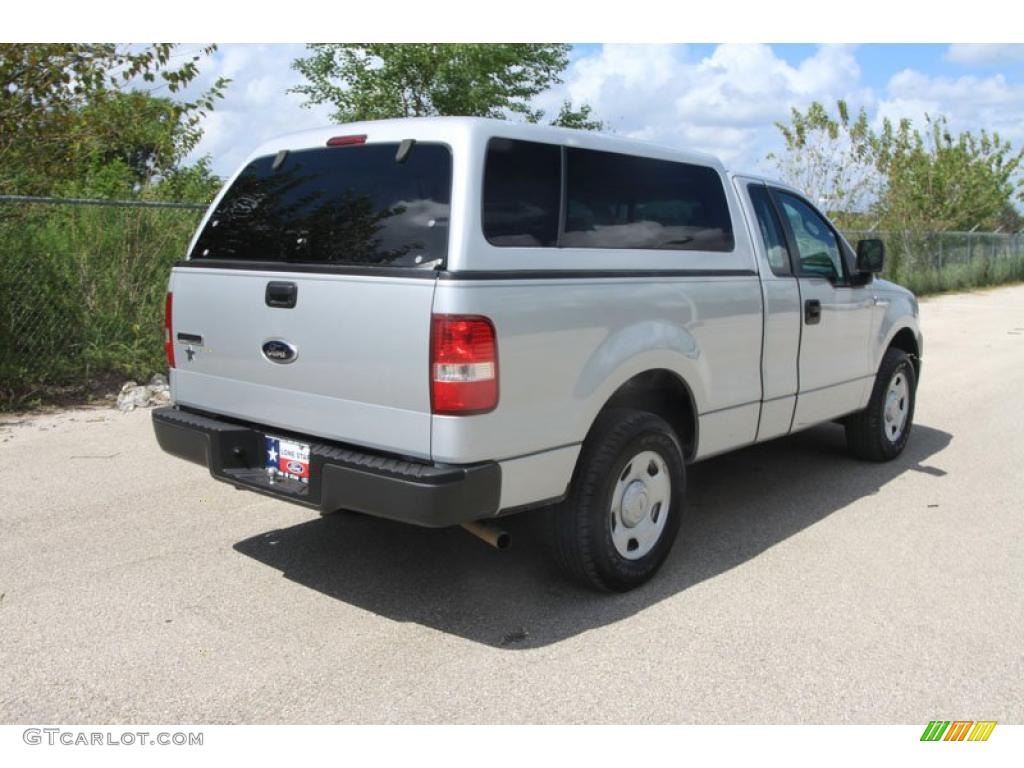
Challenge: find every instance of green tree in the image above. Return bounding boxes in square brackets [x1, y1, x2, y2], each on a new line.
[770, 99, 1024, 232]
[550, 99, 605, 131]
[290, 43, 602, 129]
[768, 99, 878, 227]
[0, 44, 228, 196]
[873, 114, 1024, 232]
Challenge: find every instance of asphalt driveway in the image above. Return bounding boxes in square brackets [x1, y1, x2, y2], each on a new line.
[1, 285, 1021, 723]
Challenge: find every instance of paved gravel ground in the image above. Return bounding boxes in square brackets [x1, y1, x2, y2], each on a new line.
[1, 285, 1022, 724]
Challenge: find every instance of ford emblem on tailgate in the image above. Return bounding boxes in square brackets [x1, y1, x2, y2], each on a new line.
[262, 339, 298, 364]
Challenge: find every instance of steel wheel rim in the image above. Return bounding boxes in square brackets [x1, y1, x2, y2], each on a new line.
[609, 450, 671, 560]
[883, 368, 910, 442]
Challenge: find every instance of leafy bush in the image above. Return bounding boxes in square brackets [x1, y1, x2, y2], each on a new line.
[1, 204, 1022, 410]
[0, 202, 203, 407]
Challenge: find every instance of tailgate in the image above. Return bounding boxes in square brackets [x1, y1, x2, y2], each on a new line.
[167, 137, 454, 460]
[169, 266, 436, 459]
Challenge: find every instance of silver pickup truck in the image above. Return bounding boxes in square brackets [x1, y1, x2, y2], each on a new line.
[153, 117, 922, 591]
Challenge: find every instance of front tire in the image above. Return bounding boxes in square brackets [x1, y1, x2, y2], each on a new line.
[550, 409, 685, 592]
[845, 348, 917, 461]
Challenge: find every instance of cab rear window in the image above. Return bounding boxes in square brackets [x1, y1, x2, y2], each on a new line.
[190, 143, 452, 268]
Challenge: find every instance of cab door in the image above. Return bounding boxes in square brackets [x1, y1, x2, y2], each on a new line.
[769, 189, 875, 430]
[734, 178, 801, 442]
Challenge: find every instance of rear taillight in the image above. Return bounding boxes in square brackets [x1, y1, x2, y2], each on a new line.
[430, 315, 498, 415]
[164, 292, 175, 369]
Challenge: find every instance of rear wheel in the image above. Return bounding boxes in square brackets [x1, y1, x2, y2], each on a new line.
[550, 409, 685, 592]
[845, 348, 917, 461]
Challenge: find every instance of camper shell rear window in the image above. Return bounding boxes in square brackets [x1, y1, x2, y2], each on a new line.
[190, 142, 452, 268]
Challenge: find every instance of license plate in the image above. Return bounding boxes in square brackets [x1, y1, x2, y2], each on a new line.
[264, 435, 311, 483]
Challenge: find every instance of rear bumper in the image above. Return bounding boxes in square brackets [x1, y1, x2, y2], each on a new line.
[152, 406, 501, 527]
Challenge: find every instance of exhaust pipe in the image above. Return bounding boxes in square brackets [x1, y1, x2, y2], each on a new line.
[461, 520, 511, 551]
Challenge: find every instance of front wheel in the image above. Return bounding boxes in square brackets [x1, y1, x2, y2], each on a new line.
[845, 348, 917, 461]
[550, 409, 685, 592]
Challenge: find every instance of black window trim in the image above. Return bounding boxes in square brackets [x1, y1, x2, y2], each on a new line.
[746, 181, 795, 278]
[556, 146, 568, 247]
[189, 140, 455, 271]
[482, 136, 737, 254]
[767, 186, 865, 287]
[481, 136, 562, 249]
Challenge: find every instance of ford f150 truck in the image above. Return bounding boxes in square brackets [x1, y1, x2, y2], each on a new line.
[153, 117, 922, 591]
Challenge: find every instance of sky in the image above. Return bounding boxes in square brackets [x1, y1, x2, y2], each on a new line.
[178, 44, 1024, 180]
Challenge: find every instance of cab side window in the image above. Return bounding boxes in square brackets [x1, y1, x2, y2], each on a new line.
[747, 184, 791, 276]
[776, 192, 844, 280]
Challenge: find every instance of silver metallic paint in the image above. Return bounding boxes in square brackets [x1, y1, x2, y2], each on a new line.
[167, 118, 922, 514]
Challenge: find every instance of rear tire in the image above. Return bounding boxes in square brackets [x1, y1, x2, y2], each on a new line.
[550, 409, 685, 592]
[845, 348, 917, 461]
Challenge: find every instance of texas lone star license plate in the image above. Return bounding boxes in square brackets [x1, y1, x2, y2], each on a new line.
[264, 435, 311, 483]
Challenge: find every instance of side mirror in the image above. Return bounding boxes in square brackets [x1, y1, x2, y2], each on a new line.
[856, 239, 885, 274]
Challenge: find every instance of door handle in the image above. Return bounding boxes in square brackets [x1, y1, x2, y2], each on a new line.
[265, 281, 297, 309]
[804, 299, 822, 325]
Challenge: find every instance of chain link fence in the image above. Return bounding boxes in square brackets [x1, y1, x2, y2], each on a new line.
[844, 229, 1024, 295]
[1, 196, 1023, 408]
[0, 196, 205, 407]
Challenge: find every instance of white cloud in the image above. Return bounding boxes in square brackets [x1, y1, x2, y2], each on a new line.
[872, 97, 941, 132]
[675, 44, 863, 128]
[178, 44, 335, 177]
[191, 43, 868, 176]
[540, 44, 871, 172]
[168, 44, 1024, 187]
[888, 69, 1024, 107]
[877, 69, 1024, 146]
[946, 44, 1024, 66]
